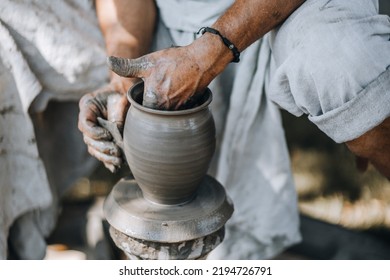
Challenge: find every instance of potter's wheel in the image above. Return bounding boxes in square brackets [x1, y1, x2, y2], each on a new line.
[104, 175, 233, 243]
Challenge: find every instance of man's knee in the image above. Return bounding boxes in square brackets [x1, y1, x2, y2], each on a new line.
[345, 117, 390, 179]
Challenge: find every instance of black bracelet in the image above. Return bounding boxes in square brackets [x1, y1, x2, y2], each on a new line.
[197, 27, 240, 63]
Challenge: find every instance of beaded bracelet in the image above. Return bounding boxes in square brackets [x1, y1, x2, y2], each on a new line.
[197, 27, 240, 63]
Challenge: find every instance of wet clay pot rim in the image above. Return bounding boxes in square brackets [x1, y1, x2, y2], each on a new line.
[127, 82, 212, 115]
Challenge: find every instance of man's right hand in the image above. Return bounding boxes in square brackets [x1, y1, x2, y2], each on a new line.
[78, 80, 132, 172]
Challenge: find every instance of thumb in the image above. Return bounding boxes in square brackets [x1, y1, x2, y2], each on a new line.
[107, 93, 129, 130]
[107, 56, 151, 78]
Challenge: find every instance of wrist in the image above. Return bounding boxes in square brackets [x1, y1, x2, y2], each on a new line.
[198, 27, 240, 63]
[189, 32, 233, 83]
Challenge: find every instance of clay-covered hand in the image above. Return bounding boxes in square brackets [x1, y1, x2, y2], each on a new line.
[78, 80, 131, 172]
[107, 44, 218, 110]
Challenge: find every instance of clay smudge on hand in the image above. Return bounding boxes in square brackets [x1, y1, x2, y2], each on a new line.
[107, 56, 153, 78]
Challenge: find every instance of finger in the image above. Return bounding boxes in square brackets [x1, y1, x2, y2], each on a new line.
[104, 162, 118, 173]
[142, 88, 159, 109]
[107, 56, 152, 78]
[142, 82, 174, 110]
[175, 90, 205, 110]
[107, 93, 129, 129]
[83, 135, 121, 157]
[78, 95, 111, 140]
[78, 116, 111, 140]
[87, 145, 122, 167]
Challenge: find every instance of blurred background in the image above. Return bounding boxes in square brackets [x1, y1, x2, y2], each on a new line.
[39, 0, 390, 260]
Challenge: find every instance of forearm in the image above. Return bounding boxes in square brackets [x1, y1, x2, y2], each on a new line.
[192, 0, 305, 78]
[96, 0, 156, 84]
[106, 0, 306, 110]
[215, 0, 305, 51]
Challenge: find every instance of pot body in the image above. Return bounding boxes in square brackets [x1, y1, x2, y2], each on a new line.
[124, 83, 216, 205]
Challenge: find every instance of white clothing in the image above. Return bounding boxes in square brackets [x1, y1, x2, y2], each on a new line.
[0, 0, 108, 259]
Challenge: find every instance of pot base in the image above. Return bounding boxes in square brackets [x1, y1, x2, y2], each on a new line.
[109, 225, 225, 260]
[103, 175, 233, 243]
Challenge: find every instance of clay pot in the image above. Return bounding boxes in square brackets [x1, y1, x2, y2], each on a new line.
[124, 82, 216, 205]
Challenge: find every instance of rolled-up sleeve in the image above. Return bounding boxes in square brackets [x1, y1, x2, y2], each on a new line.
[268, 0, 390, 143]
